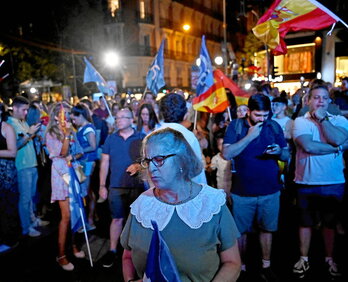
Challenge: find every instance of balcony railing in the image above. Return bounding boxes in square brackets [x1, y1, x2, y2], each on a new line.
[126, 46, 157, 57]
[104, 10, 124, 24]
[172, 0, 223, 21]
[136, 11, 154, 24]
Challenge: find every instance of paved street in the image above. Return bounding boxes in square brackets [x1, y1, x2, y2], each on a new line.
[0, 191, 347, 282]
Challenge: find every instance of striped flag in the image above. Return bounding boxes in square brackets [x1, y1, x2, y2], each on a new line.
[252, 0, 348, 55]
[192, 69, 250, 113]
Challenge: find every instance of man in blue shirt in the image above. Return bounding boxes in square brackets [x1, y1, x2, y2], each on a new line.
[99, 107, 145, 268]
[223, 93, 289, 282]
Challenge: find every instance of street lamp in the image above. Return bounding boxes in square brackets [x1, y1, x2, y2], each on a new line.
[104, 51, 120, 67]
[183, 24, 191, 31]
[214, 56, 223, 66]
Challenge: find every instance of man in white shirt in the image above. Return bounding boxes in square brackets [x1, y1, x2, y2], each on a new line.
[292, 85, 348, 279]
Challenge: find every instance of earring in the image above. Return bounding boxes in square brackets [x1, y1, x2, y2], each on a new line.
[179, 168, 183, 173]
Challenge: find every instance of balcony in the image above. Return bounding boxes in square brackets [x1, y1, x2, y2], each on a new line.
[172, 0, 223, 21]
[136, 11, 154, 24]
[126, 45, 157, 57]
[160, 18, 174, 29]
[164, 49, 195, 62]
[105, 10, 124, 24]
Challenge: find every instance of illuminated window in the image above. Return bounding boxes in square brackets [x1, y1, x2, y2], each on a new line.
[109, 0, 120, 17]
[140, 0, 145, 19]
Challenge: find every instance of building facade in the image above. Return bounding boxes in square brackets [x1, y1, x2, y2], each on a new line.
[103, 0, 226, 93]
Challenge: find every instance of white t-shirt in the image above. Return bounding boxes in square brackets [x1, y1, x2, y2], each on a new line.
[292, 113, 348, 184]
[211, 153, 232, 190]
[157, 122, 207, 184]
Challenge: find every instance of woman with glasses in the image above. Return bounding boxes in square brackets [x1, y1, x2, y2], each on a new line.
[121, 127, 241, 282]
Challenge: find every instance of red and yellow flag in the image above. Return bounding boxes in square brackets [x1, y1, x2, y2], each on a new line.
[192, 69, 250, 113]
[213, 69, 250, 106]
[192, 70, 229, 113]
[252, 0, 347, 55]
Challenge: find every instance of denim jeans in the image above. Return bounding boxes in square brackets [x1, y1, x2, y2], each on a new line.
[17, 167, 38, 234]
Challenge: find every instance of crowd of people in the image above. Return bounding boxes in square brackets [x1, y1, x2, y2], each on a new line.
[0, 77, 348, 281]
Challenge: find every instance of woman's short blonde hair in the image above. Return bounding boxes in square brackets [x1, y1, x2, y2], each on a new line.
[142, 127, 203, 181]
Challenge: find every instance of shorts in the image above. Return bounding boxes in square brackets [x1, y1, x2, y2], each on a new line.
[108, 188, 142, 219]
[297, 184, 345, 228]
[232, 191, 280, 234]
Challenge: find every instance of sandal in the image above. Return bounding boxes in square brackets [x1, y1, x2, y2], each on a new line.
[56, 255, 74, 271]
[74, 250, 86, 259]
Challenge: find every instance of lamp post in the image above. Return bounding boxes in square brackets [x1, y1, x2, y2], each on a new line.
[251, 10, 270, 78]
[222, 0, 228, 74]
[104, 51, 121, 94]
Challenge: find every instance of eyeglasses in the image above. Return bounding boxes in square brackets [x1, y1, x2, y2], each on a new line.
[140, 154, 176, 168]
[116, 116, 132, 120]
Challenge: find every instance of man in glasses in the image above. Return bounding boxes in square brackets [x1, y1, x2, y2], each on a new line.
[99, 107, 145, 268]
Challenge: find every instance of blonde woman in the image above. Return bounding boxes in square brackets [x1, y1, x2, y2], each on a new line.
[45, 103, 85, 271]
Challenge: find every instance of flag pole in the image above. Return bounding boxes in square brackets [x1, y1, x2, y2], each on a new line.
[79, 206, 93, 267]
[68, 161, 94, 267]
[193, 110, 198, 131]
[227, 107, 232, 121]
[141, 86, 148, 100]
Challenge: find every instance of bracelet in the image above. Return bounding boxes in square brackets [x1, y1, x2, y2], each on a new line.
[64, 135, 71, 140]
[337, 145, 343, 153]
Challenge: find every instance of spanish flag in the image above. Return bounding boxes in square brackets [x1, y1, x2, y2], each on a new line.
[252, 0, 348, 55]
[192, 70, 250, 113]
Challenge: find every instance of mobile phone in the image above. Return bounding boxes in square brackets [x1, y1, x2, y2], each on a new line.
[267, 145, 277, 150]
[263, 144, 277, 154]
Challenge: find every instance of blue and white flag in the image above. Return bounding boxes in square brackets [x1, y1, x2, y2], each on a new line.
[83, 57, 112, 95]
[143, 221, 181, 282]
[146, 40, 166, 96]
[196, 35, 214, 96]
[68, 163, 87, 233]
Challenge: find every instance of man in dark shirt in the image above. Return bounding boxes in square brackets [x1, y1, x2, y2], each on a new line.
[334, 77, 348, 117]
[223, 93, 289, 282]
[99, 108, 145, 268]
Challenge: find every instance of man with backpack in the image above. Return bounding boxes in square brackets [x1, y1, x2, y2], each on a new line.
[223, 93, 289, 282]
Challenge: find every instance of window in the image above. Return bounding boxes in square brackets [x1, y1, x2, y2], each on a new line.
[108, 0, 120, 17]
[140, 0, 145, 19]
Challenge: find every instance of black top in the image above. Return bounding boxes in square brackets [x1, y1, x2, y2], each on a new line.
[0, 121, 8, 150]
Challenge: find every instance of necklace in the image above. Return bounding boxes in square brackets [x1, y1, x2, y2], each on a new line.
[154, 182, 193, 205]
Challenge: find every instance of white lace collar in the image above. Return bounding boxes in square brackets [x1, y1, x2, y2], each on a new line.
[130, 184, 226, 231]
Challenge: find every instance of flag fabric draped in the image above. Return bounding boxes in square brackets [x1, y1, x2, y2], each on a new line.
[192, 70, 229, 113]
[196, 35, 214, 96]
[83, 57, 112, 95]
[143, 221, 181, 282]
[146, 40, 166, 95]
[252, 0, 348, 55]
[68, 162, 87, 233]
[192, 69, 250, 113]
[213, 69, 250, 106]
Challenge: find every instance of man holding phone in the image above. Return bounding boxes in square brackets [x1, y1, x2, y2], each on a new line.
[223, 93, 289, 282]
[7, 96, 42, 237]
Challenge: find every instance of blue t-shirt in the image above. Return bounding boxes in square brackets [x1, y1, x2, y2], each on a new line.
[102, 130, 145, 188]
[76, 123, 98, 162]
[223, 118, 287, 196]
